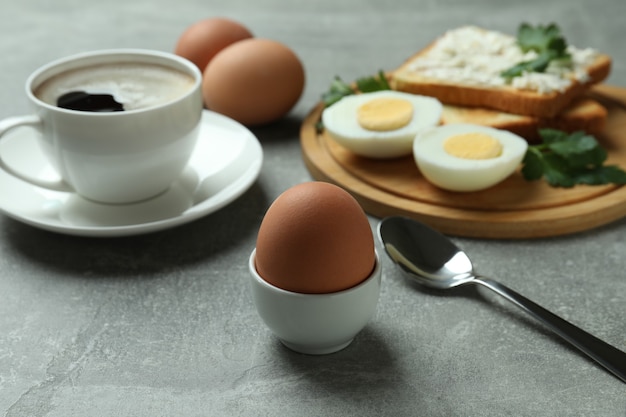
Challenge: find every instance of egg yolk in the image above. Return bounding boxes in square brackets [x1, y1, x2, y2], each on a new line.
[357, 97, 413, 131]
[444, 132, 503, 159]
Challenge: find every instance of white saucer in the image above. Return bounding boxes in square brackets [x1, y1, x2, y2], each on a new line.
[0, 110, 263, 237]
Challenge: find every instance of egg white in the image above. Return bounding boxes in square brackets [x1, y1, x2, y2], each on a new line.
[322, 90, 443, 158]
[413, 124, 528, 192]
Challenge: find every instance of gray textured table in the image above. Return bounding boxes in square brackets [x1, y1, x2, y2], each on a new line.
[1, 1, 625, 416]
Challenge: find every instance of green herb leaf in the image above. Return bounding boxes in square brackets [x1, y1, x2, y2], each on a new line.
[538, 127, 568, 144]
[552, 139, 606, 168]
[595, 166, 626, 183]
[570, 166, 626, 186]
[520, 148, 544, 181]
[545, 130, 597, 154]
[539, 129, 607, 169]
[517, 23, 563, 53]
[321, 70, 390, 108]
[501, 52, 553, 80]
[321, 76, 355, 107]
[542, 153, 577, 187]
[356, 70, 391, 92]
[501, 23, 571, 81]
[521, 129, 626, 188]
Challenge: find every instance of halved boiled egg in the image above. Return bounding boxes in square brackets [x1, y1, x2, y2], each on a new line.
[322, 90, 443, 158]
[413, 124, 528, 192]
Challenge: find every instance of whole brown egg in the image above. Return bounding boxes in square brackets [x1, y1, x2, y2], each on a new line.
[254, 182, 376, 294]
[202, 38, 305, 126]
[174, 17, 253, 72]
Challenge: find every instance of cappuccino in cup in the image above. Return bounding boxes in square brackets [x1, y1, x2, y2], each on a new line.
[0, 49, 203, 204]
[34, 62, 196, 112]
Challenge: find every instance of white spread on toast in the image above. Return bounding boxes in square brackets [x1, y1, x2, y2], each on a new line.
[407, 26, 598, 94]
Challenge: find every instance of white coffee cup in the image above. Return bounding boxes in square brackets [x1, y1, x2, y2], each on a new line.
[0, 49, 203, 204]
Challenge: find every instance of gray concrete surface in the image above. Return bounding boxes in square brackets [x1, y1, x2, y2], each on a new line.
[1, 0, 625, 416]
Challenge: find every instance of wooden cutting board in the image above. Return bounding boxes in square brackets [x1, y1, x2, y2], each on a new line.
[299, 84, 626, 239]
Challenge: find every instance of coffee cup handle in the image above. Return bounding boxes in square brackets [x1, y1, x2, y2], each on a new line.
[0, 115, 74, 193]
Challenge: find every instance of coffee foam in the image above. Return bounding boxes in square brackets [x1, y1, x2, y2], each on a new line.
[35, 62, 195, 111]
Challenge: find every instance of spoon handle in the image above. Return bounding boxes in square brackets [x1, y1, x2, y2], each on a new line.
[473, 276, 626, 384]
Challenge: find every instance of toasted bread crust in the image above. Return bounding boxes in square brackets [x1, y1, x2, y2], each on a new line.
[390, 30, 612, 118]
[441, 98, 608, 142]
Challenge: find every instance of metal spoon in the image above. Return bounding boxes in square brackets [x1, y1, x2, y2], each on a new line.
[378, 216, 626, 384]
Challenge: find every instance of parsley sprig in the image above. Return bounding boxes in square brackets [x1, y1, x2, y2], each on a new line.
[321, 70, 390, 107]
[501, 23, 572, 80]
[521, 129, 626, 187]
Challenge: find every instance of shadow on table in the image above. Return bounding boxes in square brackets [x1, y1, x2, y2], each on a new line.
[249, 114, 303, 144]
[1, 181, 270, 279]
[271, 325, 406, 404]
[400, 273, 615, 374]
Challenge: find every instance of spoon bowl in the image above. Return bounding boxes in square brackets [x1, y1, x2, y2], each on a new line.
[378, 216, 626, 384]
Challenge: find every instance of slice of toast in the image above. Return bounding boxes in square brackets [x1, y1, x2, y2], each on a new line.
[440, 97, 607, 142]
[391, 26, 612, 118]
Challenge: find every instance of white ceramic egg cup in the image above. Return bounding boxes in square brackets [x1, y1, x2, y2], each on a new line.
[248, 249, 382, 355]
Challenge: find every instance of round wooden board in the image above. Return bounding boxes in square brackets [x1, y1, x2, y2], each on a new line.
[299, 84, 626, 239]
